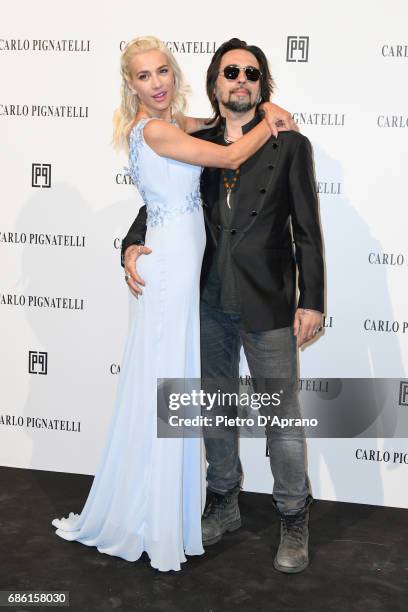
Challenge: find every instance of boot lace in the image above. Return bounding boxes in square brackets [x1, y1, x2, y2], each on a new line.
[203, 490, 237, 518]
[281, 512, 307, 545]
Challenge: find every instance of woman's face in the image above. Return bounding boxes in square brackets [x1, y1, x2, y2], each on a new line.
[128, 49, 175, 118]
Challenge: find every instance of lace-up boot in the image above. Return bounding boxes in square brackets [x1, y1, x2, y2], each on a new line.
[273, 495, 313, 573]
[202, 485, 241, 546]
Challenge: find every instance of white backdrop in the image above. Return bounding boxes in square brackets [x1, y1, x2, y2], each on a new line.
[1, 0, 407, 508]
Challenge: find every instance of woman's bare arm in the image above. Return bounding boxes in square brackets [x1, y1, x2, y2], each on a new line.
[143, 118, 271, 169]
[183, 116, 218, 134]
[183, 103, 298, 136]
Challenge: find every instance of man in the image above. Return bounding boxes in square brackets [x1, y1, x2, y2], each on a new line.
[121, 38, 325, 573]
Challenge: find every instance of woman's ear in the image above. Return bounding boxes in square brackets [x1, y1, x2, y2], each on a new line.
[125, 78, 137, 96]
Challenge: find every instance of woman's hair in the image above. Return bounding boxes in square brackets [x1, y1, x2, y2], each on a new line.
[206, 38, 275, 122]
[112, 35, 190, 151]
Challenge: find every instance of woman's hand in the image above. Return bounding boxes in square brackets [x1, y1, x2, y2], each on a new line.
[259, 102, 299, 138]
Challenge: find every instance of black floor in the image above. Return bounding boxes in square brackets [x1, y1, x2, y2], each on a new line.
[0, 466, 407, 612]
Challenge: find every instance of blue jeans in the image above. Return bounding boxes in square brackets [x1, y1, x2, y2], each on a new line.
[200, 300, 312, 515]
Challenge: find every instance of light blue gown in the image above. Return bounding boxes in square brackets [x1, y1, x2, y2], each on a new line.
[52, 117, 206, 572]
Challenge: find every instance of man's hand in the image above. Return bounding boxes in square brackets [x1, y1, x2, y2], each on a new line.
[123, 244, 152, 298]
[260, 102, 299, 138]
[293, 308, 323, 347]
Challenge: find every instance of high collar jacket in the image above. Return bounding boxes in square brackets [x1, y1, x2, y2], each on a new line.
[196, 115, 325, 331]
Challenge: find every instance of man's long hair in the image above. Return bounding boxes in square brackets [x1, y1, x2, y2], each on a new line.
[206, 38, 275, 122]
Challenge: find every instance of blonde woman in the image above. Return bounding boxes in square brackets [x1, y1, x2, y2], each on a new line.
[51, 36, 293, 572]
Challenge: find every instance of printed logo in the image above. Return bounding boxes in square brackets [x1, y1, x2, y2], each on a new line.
[0, 105, 88, 118]
[317, 182, 341, 196]
[368, 252, 405, 266]
[364, 320, 408, 334]
[0, 232, 85, 247]
[377, 115, 408, 128]
[286, 36, 309, 62]
[0, 39, 91, 52]
[119, 40, 217, 54]
[292, 112, 345, 126]
[32, 163, 51, 188]
[381, 44, 408, 58]
[399, 381, 408, 406]
[323, 315, 334, 329]
[28, 351, 48, 375]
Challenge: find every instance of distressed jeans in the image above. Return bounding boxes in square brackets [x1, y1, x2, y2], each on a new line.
[200, 300, 312, 515]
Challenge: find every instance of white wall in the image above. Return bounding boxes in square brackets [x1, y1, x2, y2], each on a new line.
[1, 0, 407, 507]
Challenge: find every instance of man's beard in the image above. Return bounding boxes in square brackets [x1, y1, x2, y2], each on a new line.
[221, 92, 258, 113]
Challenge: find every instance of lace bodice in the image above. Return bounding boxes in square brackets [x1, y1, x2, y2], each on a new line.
[124, 117, 203, 227]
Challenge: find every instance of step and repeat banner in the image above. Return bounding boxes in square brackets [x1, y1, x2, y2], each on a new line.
[1, 1, 407, 507]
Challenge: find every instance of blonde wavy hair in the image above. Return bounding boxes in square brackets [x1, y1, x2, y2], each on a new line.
[112, 35, 190, 151]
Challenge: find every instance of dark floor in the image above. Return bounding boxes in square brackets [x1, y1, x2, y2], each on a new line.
[0, 466, 407, 612]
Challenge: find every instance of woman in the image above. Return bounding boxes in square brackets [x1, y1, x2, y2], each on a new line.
[51, 36, 288, 572]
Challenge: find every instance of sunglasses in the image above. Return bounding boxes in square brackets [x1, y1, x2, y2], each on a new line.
[220, 64, 262, 82]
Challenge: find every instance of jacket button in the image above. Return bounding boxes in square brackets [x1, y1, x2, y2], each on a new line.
[216, 224, 221, 230]
[272, 143, 278, 149]
[259, 188, 266, 194]
[251, 210, 258, 216]
[268, 164, 274, 169]
[230, 229, 237, 235]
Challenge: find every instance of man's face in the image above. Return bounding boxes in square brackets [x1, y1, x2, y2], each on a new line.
[214, 49, 261, 114]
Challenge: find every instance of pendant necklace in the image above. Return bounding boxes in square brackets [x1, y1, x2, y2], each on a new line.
[223, 129, 240, 208]
[222, 168, 240, 208]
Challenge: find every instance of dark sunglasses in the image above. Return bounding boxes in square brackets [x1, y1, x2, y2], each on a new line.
[220, 64, 262, 82]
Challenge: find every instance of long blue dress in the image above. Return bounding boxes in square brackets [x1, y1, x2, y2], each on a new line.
[52, 117, 206, 571]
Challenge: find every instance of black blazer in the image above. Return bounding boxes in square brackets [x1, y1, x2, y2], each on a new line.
[121, 118, 325, 332]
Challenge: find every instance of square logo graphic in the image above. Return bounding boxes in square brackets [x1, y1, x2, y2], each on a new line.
[32, 163, 51, 188]
[399, 380, 408, 406]
[28, 351, 48, 375]
[286, 36, 309, 62]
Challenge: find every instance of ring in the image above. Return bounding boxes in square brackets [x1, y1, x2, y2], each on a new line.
[125, 274, 130, 282]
